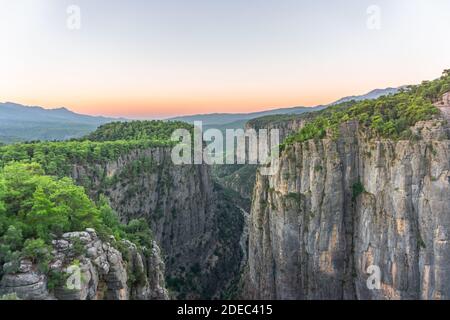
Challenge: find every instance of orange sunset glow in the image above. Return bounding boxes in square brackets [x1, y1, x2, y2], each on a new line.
[1, 0, 450, 118]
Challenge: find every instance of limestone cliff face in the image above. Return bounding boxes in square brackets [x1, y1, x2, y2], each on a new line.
[246, 117, 306, 144]
[245, 119, 450, 300]
[71, 147, 243, 299]
[211, 118, 308, 203]
[0, 229, 168, 300]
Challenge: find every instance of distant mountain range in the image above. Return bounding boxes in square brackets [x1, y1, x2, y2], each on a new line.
[0, 87, 400, 144]
[169, 106, 326, 126]
[330, 87, 401, 105]
[168, 106, 327, 133]
[169, 87, 401, 130]
[0, 102, 123, 144]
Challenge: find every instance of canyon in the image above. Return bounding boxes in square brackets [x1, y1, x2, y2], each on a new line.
[2, 81, 450, 300]
[70, 148, 244, 299]
[244, 117, 450, 299]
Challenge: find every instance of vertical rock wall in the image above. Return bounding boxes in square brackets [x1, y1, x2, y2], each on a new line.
[245, 120, 450, 300]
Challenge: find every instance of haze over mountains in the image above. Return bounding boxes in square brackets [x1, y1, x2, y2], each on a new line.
[331, 87, 401, 105]
[0, 102, 122, 143]
[169, 87, 401, 131]
[0, 87, 400, 144]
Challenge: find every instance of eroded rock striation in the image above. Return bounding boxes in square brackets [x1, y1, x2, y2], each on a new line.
[71, 147, 243, 299]
[245, 119, 450, 300]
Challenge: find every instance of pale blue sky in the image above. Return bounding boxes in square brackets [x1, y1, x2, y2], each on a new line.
[1, 0, 450, 117]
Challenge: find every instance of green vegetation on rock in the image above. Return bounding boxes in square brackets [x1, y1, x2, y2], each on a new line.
[0, 121, 194, 291]
[0, 139, 170, 178]
[281, 71, 450, 149]
[0, 120, 191, 180]
[0, 162, 154, 279]
[85, 120, 192, 142]
[352, 181, 366, 201]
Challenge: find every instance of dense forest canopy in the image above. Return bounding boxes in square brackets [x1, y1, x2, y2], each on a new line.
[0, 139, 169, 177]
[0, 120, 193, 177]
[85, 120, 192, 142]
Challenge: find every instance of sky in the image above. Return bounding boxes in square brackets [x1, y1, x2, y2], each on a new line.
[1, 0, 450, 118]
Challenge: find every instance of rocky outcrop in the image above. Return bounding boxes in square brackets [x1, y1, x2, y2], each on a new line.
[0, 229, 168, 300]
[0, 260, 50, 300]
[213, 165, 257, 202]
[434, 92, 450, 121]
[123, 239, 169, 300]
[246, 116, 307, 144]
[210, 117, 309, 203]
[51, 229, 129, 300]
[245, 119, 450, 300]
[71, 147, 243, 299]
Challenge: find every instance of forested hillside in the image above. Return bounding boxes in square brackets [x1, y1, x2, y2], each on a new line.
[282, 70, 450, 148]
[85, 121, 192, 142]
[0, 121, 190, 178]
[0, 122, 185, 299]
[0, 120, 243, 300]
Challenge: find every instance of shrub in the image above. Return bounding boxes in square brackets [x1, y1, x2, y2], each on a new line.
[47, 269, 69, 291]
[1, 226, 23, 251]
[22, 238, 51, 272]
[70, 238, 87, 257]
[352, 181, 365, 201]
